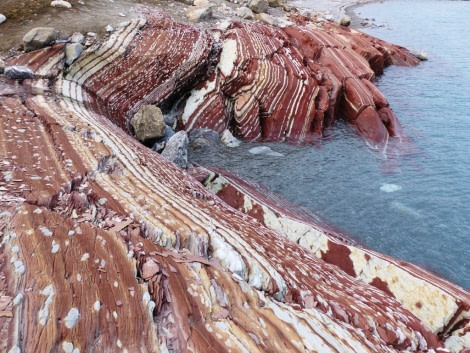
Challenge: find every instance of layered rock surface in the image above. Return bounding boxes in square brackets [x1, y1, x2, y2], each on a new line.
[1, 9, 469, 353]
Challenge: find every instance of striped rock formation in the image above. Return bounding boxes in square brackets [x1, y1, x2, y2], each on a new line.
[1, 10, 469, 353]
[181, 19, 419, 147]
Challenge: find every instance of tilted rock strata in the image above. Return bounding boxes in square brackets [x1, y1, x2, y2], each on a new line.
[182, 19, 419, 147]
[1, 10, 470, 353]
[202, 168, 470, 340]
[1, 77, 462, 353]
[61, 10, 417, 148]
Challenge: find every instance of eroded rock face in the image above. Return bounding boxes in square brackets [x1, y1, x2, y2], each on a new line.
[1, 9, 469, 353]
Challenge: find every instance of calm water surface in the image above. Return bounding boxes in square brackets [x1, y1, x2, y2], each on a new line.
[190, 0, 470, 290]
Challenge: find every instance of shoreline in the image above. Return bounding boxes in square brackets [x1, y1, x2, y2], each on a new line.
[0, 0, 380, 55]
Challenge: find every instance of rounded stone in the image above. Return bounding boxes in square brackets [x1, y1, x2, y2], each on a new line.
[340, 16, 351, 27]
[23, 27, 59, 52]
[51, 0, 72, 8]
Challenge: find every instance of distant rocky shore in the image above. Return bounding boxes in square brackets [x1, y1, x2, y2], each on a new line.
[1, 1, 470, 353]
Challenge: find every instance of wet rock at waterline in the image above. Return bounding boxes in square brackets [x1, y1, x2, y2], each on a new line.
[131, 105, 166, 144]
[23, 27, 59, 52]
[160, 130, 190, 168]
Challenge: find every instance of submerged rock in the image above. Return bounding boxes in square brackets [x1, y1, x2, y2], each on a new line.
[23, 27, 59, 52]
[248, 146, 283, 156]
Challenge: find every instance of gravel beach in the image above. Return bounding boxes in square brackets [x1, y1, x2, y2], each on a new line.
[0, 0, 375, 55]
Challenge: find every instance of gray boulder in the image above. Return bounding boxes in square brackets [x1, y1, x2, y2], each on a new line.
[4, 66, 34, 80]
[236, 7, 255, 20]
[65, 43, 83, 65]
[23, 27, 59, 52]
[161, 131, 189, 169]
[152, 126, 176, 153]
[248, 0, 269, 14]
[131, 105, 166, 143]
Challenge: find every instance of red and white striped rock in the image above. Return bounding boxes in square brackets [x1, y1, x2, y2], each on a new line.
[1, 9, 468, 353]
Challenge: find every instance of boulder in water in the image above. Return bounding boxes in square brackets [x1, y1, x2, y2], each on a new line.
[23, 27, 59, 52]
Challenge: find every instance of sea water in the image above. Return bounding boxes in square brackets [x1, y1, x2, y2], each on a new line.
[189, 0, 470, 290]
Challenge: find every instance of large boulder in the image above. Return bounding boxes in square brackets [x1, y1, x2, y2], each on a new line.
[161, 131, 190, 168]
[23, 27, 59, 52]
[131, 105, 166, 144]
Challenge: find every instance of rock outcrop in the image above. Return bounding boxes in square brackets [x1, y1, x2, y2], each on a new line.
[1, 9, 469, 353]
